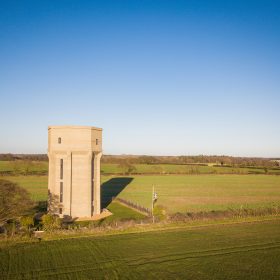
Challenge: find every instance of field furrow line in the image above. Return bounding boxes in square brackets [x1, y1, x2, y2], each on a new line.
[126, 243, 280, 267]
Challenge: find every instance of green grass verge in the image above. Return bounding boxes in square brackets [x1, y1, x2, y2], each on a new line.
[75, 202, 147, 227]
[0, 219, 280, 279]
[106, 202, 146, 222]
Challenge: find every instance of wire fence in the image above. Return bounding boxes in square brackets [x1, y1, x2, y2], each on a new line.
[112, 196, 152, 216]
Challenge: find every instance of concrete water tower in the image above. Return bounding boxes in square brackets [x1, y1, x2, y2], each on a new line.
[48, 125, 102, 218]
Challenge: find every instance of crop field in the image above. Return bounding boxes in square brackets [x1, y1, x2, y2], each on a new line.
[3, 174, 280, 214]
[0, 220, 280, 279]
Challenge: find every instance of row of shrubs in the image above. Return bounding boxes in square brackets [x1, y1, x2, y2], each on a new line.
[1, 206, 280, 239]
[0, 212, 152, 238]
[168, 206, 280, 222]
[0, 170, 48, 176]
[0, 214, 62, 238]
[101, 166, 280, 176]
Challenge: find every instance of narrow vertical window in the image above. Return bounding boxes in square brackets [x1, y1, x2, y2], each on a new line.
[60, 182, 63, 203]
[60, 159, 63, 180]
[59, 208, 62, 214]
[58, 137, 61, 144]
[96, 139, 99, 145]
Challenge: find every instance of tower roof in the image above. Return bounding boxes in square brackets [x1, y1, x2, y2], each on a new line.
[48, 125, 102, 131]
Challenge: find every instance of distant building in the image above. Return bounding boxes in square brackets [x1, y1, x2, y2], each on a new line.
[48, 126, 102, 218]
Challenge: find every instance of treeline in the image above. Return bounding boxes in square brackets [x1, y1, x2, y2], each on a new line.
[0, 154, 48, 161]
[1, 153, 279, 168]
[102, 155, 280, 168]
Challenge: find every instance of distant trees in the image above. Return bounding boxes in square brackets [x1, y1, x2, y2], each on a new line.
[1, 153, 279, 169]
[1, 160, 48, 176]
[0, 153, 48, 161]
[118, 161, 137, 175]
[0, 179, 34, 226]
[138, 156, 158, 164]
[103, 155, 279, 168]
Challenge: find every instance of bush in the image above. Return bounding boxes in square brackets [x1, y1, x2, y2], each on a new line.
[20, 216, 34, 236]
[3, 220, 18, 237]
[153, 205, 166, 221]
[168, 206, 280, 222]
[41, 214, 61, 231]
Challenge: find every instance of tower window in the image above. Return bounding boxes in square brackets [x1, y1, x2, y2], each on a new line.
[96, 139, 99, 145]
[59, 208, 62, 214]
[60, 159, 63, 180]
[60, 182, 63, 203]
[58, 137, 61, 144]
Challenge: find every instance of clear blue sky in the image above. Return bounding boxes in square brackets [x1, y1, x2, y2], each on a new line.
[0, 0, 279, 157]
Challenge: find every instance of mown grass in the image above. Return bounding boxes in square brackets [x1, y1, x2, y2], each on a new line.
[3, 175, 48, 202]
[74, 202, 146, 228]
[104, 175, 280, 213]
[106, 202, 146, 221]
[0, 219, 280, 279]
[4, 174, 280, 215]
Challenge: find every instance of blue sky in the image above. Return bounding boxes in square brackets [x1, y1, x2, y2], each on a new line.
[0, 0, 279, 156]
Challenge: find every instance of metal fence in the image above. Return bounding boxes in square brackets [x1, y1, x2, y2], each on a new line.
[112, 197, 152, 216]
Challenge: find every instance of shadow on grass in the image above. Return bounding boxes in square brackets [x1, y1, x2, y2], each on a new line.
[102, 177, 133, 208]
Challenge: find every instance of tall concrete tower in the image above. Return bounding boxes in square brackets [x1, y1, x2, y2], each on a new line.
[48, 125, 102, 218]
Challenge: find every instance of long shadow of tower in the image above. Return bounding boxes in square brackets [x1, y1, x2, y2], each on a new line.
[101, 177, 133, 208]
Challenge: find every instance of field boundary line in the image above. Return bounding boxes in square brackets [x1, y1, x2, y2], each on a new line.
[29, 215, 280, 243]
[1, 216, 279, 246]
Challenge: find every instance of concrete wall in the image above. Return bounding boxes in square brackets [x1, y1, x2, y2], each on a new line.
[48, 126, 102, 218]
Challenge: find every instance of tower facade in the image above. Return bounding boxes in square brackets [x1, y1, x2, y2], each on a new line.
[48, 126, 102, 218]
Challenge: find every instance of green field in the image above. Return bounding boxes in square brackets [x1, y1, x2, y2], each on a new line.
[1, 160, 280, 175]
[1, 161, 280, 279]
[4, 175, 48, 202]
[106, 202, 146, 222]
[3, 174, 280, 214]
[0, 220, 280, 279]
[101, 163, 280, 175]
[0, 160, 48, 174]
[113, 175, 280, 213]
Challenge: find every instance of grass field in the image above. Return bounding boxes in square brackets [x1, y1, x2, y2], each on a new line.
[0, 160, 48, 174]
[1, 160, 280, 175]
[103, 175, 280, 213]
[106, 202, 146, 222]
[3, 174, 280, 214]
[101, 163, 280, 175]
[4, 175, 48, 202]
[0, 220, 280, 279]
